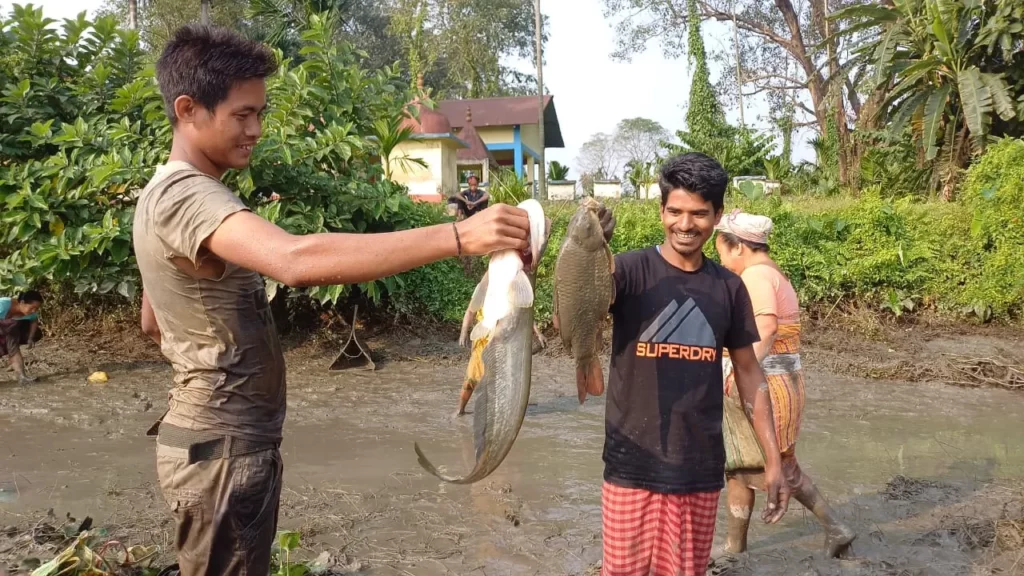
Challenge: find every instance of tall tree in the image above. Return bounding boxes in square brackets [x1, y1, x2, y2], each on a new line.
[247, 0, 402, 68]
[100, 0, 542, 98]
[685, 0, 723, 139]
[602, 0, 874, 182]
[535, 0, 546, 199]
[98, 0, 248, 49]
[128, 0, 138, 29]
[836, 0, 1024, 199]
[576, 132, 620, 180]
[614, 117, 669, 165]
[387, 0, 548, 99]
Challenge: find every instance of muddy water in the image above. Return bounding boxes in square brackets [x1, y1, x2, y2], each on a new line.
[2, 345, 1024, 575]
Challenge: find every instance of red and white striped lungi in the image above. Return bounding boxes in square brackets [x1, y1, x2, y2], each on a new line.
[601, 482, 720, 576]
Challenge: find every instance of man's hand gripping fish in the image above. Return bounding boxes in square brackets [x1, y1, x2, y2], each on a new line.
[414, 199, 549, 484]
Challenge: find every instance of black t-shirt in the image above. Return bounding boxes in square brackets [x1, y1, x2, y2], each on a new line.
[603, 246, 760, 494]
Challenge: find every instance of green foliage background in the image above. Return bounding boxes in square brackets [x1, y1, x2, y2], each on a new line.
[0, 6, 423, 307]
[394, 182, 1024, 324]
[0, 4, 1021, 332]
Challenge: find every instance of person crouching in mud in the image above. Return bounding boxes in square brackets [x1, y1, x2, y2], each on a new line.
[714, 210, 856, 559]
[0, 290, 44, 385]
[598, 153, 790, 576]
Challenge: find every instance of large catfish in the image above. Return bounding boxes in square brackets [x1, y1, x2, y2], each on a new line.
[414, 199, 549, 484]
[553, 197, 614, 404]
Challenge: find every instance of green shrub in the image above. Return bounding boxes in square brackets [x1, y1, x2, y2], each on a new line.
[391, 186, 1023, 324]
[0, 7, 420, 308]
[958, 138, 1024, 319]
[2, 6, 1020, 328]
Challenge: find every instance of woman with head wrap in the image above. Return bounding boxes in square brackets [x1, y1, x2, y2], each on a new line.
[714, 210, 856, 559]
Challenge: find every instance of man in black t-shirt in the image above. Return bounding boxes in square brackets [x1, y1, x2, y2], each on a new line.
[599, 153, 790, 576]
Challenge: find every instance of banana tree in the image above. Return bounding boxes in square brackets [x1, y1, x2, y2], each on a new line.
[835, 0, 1024, 199]
[547, 160, 570, 181]
[625, 160, 658, 200]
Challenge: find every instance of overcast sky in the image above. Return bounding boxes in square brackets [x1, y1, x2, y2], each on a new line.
[15, 0, 813, 178]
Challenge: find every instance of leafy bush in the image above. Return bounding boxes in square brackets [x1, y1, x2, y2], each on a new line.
[0, 7, 421, 308]
[392, 186, 1024, 324]
[487, 167, 531, 205]
[958, 137, 1024, 319]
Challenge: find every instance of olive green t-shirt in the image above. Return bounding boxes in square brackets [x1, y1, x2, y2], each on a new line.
[133, 161, 286, 443]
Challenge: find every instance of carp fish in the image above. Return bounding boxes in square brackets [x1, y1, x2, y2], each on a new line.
[414, 199, 549, 484]
[552, 197, 614, 404]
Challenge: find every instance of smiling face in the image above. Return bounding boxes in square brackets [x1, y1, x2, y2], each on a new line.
[174, 78, 266, 175]
[660, 187, 722, 259]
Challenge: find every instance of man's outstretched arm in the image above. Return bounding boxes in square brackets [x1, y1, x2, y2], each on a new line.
[205, 204, 530, 287]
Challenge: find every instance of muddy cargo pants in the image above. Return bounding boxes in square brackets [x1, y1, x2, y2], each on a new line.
[155, 423, 283, 576]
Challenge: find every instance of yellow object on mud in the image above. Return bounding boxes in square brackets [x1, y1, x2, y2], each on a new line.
[87, 371, 108, 384]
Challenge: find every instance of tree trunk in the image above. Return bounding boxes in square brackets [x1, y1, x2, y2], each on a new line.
[812, 0, 851, 186]
[128, 0, 138, 30]
[535, 0, 546, 200]
[201, 0, 211, 25]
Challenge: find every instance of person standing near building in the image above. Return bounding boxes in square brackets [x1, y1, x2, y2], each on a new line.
[134, 25, 533, 576]
[598, 153, 790, 576]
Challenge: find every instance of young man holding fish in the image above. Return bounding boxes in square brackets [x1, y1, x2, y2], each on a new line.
[134, 25, 535, 576]
[597, 153, 790, 575]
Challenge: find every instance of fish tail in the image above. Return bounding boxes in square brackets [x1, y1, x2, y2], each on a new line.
[415, 442, 477, 484]
[414, 442, 455, 481]
[576, 357, 605, 404]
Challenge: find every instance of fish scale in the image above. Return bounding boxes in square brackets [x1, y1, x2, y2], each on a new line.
[553, 197, 614, 404]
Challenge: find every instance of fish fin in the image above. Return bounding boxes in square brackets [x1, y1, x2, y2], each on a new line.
[468, 272, 488, 313]
[577, 357, 605, 403]
[575, 365, 588, 405]
[588, 330, 606, 396]
[508, 270, 534, 308]
[605, 244, 615, 274]
[470, 321, 491, 343]
[551, 284, 561, 333]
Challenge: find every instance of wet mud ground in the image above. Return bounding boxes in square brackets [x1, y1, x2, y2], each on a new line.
[2, 321, 1024, 575]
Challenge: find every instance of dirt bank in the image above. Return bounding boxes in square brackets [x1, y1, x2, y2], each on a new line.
[2, 321, 1023, 575]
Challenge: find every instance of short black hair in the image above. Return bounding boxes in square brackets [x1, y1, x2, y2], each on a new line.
[18, 290, 43, 304]
[467, 174, 480, 183]
[718, 231, 770, 253]
[156, 25, 278, 125]
[659, 152, 729, 212]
